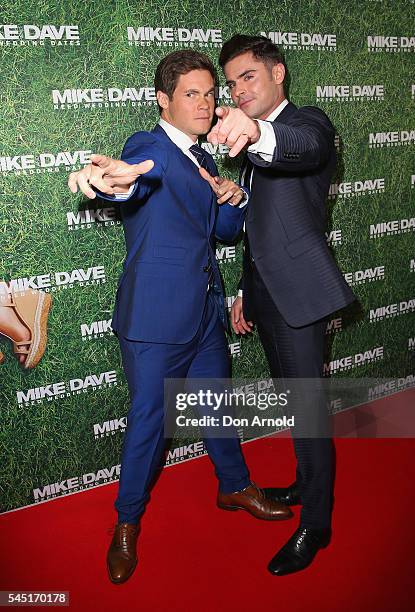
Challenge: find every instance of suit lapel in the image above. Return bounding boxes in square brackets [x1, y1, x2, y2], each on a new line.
[240, 156, 253, 189]
[272, 101, 297, 124]
[152, 125, 213, 233]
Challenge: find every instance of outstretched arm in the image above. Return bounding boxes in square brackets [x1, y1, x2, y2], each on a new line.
[207, 105, 334, 171]
[67, 154, 154, 199]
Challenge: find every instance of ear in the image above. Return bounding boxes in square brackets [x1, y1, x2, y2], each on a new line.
[157, 90, 170, 110]
[271, 63, 285, 85]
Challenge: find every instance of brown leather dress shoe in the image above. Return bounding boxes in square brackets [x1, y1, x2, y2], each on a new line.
[107, 523, 139, 584]
[217, 483, 293, 520]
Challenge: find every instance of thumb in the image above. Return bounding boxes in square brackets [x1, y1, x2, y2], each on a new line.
[90, 154, 113, 169]
[132, 159, 154, 176]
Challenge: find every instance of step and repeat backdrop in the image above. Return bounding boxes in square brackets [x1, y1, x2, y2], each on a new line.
[0, 0, 414, 513]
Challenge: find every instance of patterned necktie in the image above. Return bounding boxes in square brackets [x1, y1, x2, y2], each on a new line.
[189, 144, 210, 172]
[189, 145, 215, 289]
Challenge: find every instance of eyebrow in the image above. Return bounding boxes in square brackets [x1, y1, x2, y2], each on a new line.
[226, 69, 257, 86]
[184, 87, 215, 95]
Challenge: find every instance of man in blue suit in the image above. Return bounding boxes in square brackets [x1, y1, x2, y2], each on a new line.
[68, 49, 291, 584]
[208, 35, 356, 575]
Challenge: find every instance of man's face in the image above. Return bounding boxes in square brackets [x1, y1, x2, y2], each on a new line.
[158, 69, 215, 140]
[224, 51, 285, 120]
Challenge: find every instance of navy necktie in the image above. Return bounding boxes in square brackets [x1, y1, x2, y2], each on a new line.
[189, 144, 215, 289]
[189, 144, 210, 172]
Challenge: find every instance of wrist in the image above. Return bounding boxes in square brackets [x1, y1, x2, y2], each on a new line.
[250, 120, 261, 144]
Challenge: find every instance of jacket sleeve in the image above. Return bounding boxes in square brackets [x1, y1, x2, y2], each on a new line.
[215, 202, 247, 242]
[247, 106, 335, 173]
[96, 131, 166, 201]
[206, 155, 248, 242]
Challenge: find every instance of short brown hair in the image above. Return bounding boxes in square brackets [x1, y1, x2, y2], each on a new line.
[219, 34, 284, 71]
[154, 50, 217, 112]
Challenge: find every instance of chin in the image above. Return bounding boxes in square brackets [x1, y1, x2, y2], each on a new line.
[193, 124, 210, 135]
[238, 103, 256, 118]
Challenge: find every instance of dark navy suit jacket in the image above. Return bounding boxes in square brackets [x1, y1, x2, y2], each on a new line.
[108, 124, 246, 343]
[242, 102, 355, 327]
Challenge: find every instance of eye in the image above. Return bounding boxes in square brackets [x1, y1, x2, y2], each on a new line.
[228, 83, 235, 90]
[244, 74, 253, 81]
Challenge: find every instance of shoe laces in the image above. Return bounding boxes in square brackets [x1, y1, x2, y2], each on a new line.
[250, 481, 265, 499]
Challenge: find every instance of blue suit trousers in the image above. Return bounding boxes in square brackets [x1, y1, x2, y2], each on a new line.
[115, 290, 250, 524]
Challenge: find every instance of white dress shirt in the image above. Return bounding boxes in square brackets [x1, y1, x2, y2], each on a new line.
[247, 98, 289, 163]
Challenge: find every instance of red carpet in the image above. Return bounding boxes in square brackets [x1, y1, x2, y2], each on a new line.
[1, 397, 415, 611]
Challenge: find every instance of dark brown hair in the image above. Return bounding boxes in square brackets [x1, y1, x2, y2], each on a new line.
[219, 34, 284, 71]
[154, 50, 217, 112]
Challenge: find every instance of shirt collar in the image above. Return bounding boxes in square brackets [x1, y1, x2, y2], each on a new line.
[158, 118, 196, 152]
[266, 98, 289, 122]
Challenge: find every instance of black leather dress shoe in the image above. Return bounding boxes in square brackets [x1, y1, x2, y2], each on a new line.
[263, 482, 301, 506]
[268, 526, 331, 576]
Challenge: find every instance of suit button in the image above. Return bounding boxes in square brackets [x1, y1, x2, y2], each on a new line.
[203, 265, 209, 272]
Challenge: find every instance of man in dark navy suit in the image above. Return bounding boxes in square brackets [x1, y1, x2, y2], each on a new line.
[208, 35, 356, 575]
[68, 50, 291, 584]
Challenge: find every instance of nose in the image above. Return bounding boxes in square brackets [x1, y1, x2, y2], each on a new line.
[233, 81, 246, 100]
[198, 96, 210, 109]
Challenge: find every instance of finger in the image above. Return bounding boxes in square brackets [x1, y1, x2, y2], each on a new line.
[229, 134, 249, 158]
[207, 120, 222, 144]
[215, 106, 231, 119]
[199, 167, 219, 192]
[236, 320, 252, 335]
[231, 310, 242, 334]
[239, 316, 254, 333]
[198, 166, 214, 183]
[90, 154, 113, 169]
[68, 164, 91, 194]
[216, 179, 232, 193]
[216, 120, 233, 145]
[217, 189, 235, 204]
[231, 304, 242, 324]
[229, 192, 243, 206]
[68, 172, 79, 193]
[235, 320, 248, 335]
[133, 159, 154, 176]
[77, 172, 97, 199]
[223, 125, 246, 148]
[89, 175, 115, 195]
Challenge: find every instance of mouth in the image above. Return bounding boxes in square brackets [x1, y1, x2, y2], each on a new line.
[239, 98, 254, 109]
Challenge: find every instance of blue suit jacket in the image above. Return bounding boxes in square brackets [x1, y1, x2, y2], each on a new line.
[108, 124, 246, 343]
[242, 102, 355, 327]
